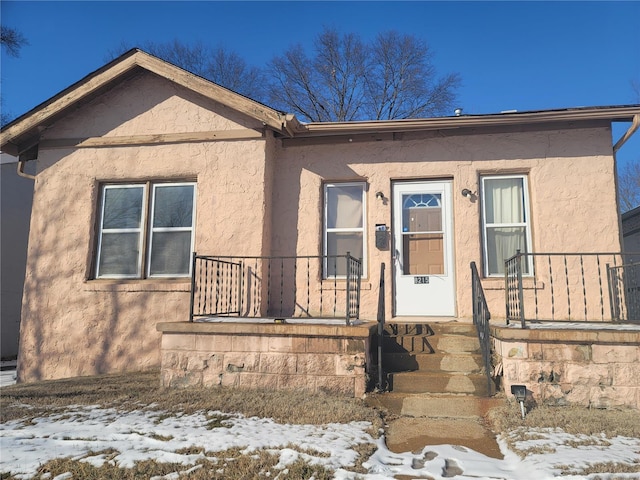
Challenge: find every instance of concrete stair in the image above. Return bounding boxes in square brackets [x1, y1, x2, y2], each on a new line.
[382, 322, 491, 396]
[371, 321, 504, 458]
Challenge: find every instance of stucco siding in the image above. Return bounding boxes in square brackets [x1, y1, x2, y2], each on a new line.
[273, 126, 620, 320]
[17, 82, 622, 381]
[17, 78, 271, 382]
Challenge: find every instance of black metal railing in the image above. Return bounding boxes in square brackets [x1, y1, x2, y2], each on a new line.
[471, 262, 493, 397]
[505, 252, 640, 326]
[376, 262, 386, 391]
[608, 262, 640, 322]
[189, 253, 362, 324]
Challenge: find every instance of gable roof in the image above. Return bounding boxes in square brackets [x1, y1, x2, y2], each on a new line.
[0, 49, 296, 157]
[1, 48, 638, 156]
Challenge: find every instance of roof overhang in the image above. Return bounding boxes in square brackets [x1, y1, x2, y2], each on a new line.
[0, 49, 291, 157]
[288, 105, 640, 138]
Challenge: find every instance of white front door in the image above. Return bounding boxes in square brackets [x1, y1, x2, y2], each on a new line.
[393, 181, 456, 316]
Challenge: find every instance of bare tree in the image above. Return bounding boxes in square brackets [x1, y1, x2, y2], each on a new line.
[618, 160, 640, 212]
[268, 28, 460, 122]
[1, 26, 28, 57]
[366, 31, 461, 120]
[106, 40, 266, 101]
[1, 26, 29, 125]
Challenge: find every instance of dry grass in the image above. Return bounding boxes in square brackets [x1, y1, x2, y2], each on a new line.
[1, 370, 380, 479]
[486, 401, 640, 439]
[486, 399, 640, 463]
[28, 448, 336, 480]
[0, 369, 383, 432]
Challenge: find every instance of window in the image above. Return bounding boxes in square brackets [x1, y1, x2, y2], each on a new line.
[324, 182, 366, 277]
[481, 175, 532, 276]
[96, 182, 196, 278]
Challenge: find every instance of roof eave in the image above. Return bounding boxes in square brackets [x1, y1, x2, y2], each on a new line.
[296, 105, 640, 137]
[0, 49, 289, 155]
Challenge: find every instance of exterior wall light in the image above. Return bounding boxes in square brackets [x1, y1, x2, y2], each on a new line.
[461, 188, 473, 198]
[511, 384, 527, 419]
[376, 191, 385, 200]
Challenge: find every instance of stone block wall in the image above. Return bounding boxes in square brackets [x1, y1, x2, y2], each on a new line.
[491, 326, 640, 409]
[157, 321, 376, 397]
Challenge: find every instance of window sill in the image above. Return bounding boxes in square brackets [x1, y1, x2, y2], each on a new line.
[481, 277, 544, 291]
[84, 279, 191, 292]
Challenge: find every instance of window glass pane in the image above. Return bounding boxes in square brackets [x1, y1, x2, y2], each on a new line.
[326, 232, 363, 276]
[98, 232, 140, 276]
[326, 185, 363, 229]
[103, 187, 144, 229]
[485, 178, 524, 224]
[149, 231, 192, 276]
[486, 227, 529, 275]
[402, 233, 444, 275]
[153, 185, 194, 228]
[402, 194, 442, 232]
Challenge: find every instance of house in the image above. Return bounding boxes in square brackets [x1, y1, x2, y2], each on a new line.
[1, 50, 638, 404]
[0, 153, 33, 360]
[622, 205, 640, 260]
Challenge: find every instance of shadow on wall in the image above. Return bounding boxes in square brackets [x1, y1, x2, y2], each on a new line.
[16, 150, 175, 383]
[1, 158, 34, 360]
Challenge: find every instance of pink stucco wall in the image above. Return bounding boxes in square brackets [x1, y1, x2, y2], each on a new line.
[18, 73, 275, 381]
[17, 71, 622, 381]
[273, 126, 620, 321]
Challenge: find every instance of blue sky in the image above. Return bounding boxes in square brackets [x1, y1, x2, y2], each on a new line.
[1, 1, 639, 168]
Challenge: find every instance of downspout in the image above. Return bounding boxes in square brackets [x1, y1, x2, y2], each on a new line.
[612, 113, 639, 252]
[613, 114, 640, 152]
[17, 159, 35, 180]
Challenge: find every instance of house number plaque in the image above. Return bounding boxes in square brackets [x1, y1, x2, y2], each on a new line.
[414, 276, 430, 284]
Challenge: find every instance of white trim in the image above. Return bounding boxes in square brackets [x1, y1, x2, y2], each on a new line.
[96, 181, 196, 279]
[481, 174, 533, 276]
[323, 182, 367, 277]
[147, 182, 196, 278]
[96, 184, 146, 278]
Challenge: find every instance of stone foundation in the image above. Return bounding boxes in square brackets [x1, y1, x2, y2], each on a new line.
[157, 321, 376, 397]
[491, 325, 640, 409]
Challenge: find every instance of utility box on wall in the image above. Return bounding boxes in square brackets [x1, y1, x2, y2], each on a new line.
[375, 224, 389, 250]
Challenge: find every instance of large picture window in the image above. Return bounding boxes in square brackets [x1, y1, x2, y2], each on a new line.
[324, 182, 366, 277]
[481, 175, 532, 276]
[96, 182, 196, 278]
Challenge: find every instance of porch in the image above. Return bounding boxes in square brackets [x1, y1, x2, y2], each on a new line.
[158, 252, 640, 409]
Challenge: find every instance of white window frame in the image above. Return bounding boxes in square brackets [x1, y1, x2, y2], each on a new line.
[95, 181, 196, 279]
[481, 174, 533, 277]
[323, 182, 367, 278]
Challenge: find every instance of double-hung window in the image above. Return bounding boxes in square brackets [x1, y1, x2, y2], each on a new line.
[323, 182, 366, 277]
[481, 175, 532, 276]
[96, 182, 196, 278]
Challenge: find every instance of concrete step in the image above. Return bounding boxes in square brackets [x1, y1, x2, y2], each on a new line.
[382, 352, 484, 374]
[367, 392, 503, 418]
[385, 322, 477, 337]
[383, 333, 480, 354]
[388, 371, 491, 395]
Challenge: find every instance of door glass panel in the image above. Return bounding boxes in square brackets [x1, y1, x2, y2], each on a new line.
[402, 194, 442, 232]
[402, 233, 444, 275]
[401, 193, 444, 275]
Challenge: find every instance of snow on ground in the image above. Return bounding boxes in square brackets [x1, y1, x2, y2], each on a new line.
[1, 404, 639, 480]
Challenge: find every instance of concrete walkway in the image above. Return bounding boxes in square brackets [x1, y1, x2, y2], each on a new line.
[367, 392, 504, 460]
